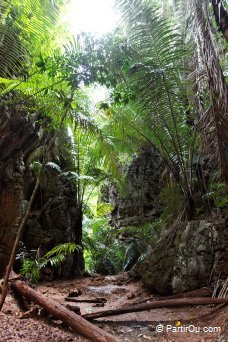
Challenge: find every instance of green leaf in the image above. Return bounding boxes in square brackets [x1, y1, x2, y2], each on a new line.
[31, 161, 42, 174]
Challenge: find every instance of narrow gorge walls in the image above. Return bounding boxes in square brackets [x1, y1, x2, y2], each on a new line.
[0, 105, 83, 278]
[0, 105, 39, 276]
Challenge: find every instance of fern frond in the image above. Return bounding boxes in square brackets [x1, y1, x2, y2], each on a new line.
[20, 259, 40, 282]
[20, 243, 79, 282]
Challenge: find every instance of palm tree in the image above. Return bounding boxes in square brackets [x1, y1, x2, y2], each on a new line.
[84, 0, 227, 218]
[101, 0, 198, 219]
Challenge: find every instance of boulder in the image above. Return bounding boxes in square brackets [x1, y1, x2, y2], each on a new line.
[132, 217, 227, 294]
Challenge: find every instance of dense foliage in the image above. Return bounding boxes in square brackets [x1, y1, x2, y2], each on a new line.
[0, 0, 227, 277]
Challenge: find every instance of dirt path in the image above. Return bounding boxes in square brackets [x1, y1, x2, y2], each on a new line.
[0, 273, 227, 341]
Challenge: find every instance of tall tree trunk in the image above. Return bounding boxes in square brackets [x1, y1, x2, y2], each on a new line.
[70, 203, 84, 276]
[193, 0, 228, 183]
[211, 0, 228, 40]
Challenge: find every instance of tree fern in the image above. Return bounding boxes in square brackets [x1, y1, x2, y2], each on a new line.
[92, 0, 199, 218]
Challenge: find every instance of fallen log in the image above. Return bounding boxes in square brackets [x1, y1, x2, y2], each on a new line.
[65, 297, 107, 304]
[129, 287, 213, 306]
[83, 297, 228, 320]
[11, 278, 118, 342]
[161, 287, 213, 300]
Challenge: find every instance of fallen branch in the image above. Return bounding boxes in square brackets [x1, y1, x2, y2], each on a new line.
[65, 297, 107, 304]
[162, 287, 213, 300]
[11, 277, 118, 342]
[128, 287, 213, 306]
[83, 297, 228, 320]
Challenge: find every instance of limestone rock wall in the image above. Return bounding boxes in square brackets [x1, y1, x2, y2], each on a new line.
[0, 104, 83, 278]
[104, 147, 164, 227]
[103, 146, 228, 295]
[23, 161, 84, 278]
[0, 104, 39, 276]
[132, 215, 228, 295]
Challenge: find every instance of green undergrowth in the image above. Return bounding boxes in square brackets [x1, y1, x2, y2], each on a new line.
[18, 242, 79, 282]
[83, 213, 161, 274]
[203, 182, 228, 208]
[83, 216, 125, 274]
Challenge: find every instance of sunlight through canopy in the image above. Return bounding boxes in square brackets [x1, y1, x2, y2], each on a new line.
[65, 0, 118, 35]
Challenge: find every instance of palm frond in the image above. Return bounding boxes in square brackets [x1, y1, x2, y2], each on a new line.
[114, 0, 198, 196]
[0, 0, 58, 81]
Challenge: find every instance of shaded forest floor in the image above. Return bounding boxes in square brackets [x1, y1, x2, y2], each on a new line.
[0, 272, 227, 341]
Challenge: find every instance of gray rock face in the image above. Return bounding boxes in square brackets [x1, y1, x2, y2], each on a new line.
[23, 169, 84, 278]
[103, 147, 164, 227]
[0, 103, 83, 278]
[132, 217, 228, 294]
[0, 104, 39, 276]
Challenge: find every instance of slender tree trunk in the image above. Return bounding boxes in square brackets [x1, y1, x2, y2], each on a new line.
[69, 203, 84, 277]
[0, 173, 41, 311]
[186, 193, 196, 220]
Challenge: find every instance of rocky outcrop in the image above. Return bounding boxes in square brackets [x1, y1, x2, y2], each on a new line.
[0, 103, 40, 277]
[0, 102, 83, 278]
[23, 158, 84, 278]
[131, 215, 228, 294]
[103, 147, 163, 227]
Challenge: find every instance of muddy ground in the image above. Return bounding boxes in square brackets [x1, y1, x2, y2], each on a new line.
[0, 273, 227, 341]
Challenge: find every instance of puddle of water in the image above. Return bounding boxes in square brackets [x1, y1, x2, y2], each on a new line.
[88, 284, 119, 294]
